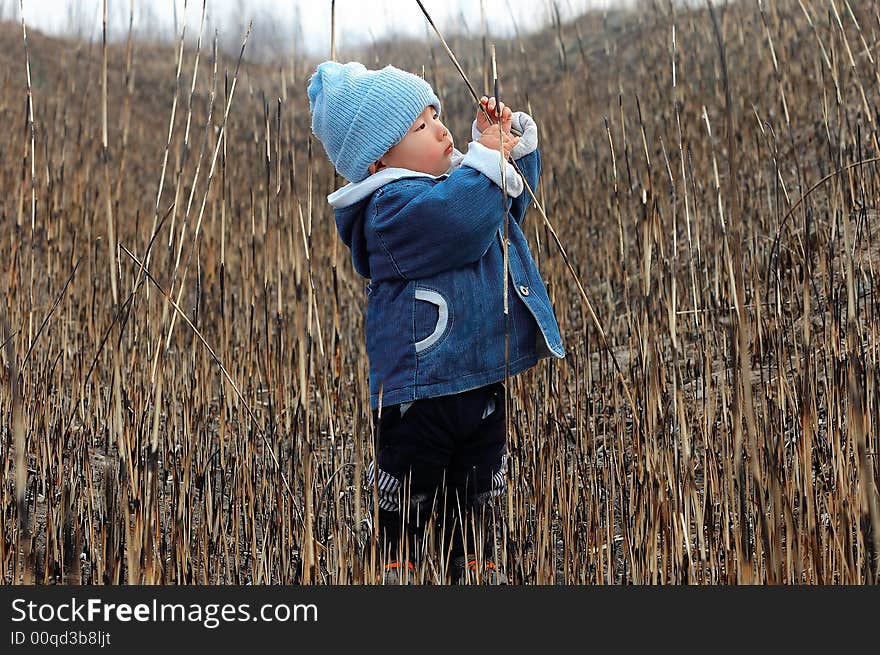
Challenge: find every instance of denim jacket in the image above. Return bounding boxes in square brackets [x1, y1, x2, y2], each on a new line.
[329, 113, 565, 409]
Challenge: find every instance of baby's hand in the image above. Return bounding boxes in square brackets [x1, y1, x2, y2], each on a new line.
[477, 124, 520, 159]
[476, 96, 513, 135]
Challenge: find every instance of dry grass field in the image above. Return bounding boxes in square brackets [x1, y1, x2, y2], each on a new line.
[1, 0, 879, 584]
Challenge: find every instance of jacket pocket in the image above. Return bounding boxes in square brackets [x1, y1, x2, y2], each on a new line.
[414, 287, 450, 354]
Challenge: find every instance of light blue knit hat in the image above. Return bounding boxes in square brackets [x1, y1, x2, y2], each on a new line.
[307, 61, 441, 183]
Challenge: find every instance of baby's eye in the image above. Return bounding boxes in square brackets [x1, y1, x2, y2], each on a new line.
[417, 123, 426, 130]
[433, 113, 439, 119]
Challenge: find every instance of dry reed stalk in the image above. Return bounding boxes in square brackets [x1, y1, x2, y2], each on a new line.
[18, 0, 35, 352]
[167, 0, 208, 255]
[112, 0, 136, 207]
[145, 4, 189, 292]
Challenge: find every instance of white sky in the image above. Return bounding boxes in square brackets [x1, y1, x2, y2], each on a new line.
[12, 0, 619, 55]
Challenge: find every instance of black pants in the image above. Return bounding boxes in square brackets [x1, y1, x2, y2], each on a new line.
[370, 382, 507, 564]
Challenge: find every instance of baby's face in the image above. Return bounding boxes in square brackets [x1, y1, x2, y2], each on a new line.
[372, 106, 453, 176]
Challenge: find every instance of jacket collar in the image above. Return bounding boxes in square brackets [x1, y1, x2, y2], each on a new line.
[327, 149, 464, 209]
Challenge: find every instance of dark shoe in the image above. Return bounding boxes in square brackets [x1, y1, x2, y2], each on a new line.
[381, 561, 416, 585]
[452, 555, 508, 585]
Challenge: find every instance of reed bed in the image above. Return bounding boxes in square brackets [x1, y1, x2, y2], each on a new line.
[1, 0, 879, 584]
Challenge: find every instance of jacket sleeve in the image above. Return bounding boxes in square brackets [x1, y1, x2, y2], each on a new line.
[367, 168, 514, 279]
[509, 148, 541, 225]
[471, 111, 541, 225]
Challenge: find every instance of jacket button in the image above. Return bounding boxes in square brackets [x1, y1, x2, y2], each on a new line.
[519, 285, 530, 296]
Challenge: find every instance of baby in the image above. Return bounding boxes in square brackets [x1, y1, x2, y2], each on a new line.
[308, 61, 564, 583]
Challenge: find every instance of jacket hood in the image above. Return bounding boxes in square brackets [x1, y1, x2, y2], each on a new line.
[329, 151, 463, 278]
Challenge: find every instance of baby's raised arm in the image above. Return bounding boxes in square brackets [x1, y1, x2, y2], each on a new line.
[474, 96, 520, 159]
[475, 96, 513, 135]
[477, 125, 519, 159]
